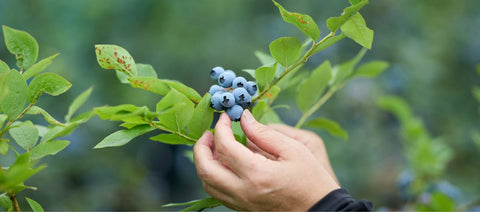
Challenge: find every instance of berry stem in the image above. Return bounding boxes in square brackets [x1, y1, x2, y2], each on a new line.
[149, 121, 197, 143]
[252, 31, 337, 104]
[294, 85, 339, 129]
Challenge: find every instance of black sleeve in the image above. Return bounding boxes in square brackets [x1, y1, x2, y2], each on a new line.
[308, 188, 372, 211]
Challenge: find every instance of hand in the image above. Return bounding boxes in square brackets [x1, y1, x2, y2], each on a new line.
[267, 123, 339, 184]
[193, 110, 340, 211]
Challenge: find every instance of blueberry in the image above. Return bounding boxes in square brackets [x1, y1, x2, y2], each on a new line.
[210, 66, 225, 80]
[245, 81, 257, 96]
[232, 76, 247, 89]
[208, 85, 224, 96]
[210, 92, 225, 111]
[226, 104, 244, 121]
[220, 92, 235, 108]
[218, 70, 236, 88]
[233, 87, 251, 107]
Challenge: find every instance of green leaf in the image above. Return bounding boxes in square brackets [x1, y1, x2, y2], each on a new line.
[183, 150, 194, 163]
[341, 13, 374, 49]
[473, 86, 480, 103]
[9, 121, 39, 151]
[473, 131, 480, 151]
[0, 194, 12, 211]
[252, 101, 267, 120]
[269, 37, 302, 67]
[0, 114, 8, 128]
[30, 140, 69, 160]
[266, 85, 281, 104]
[305, 118, 348, 140]
[0, 60, 9, 73]
[312, 33, 346, 55]
[26, 106, 65, 126]
[94, 104, 155, 124]
[22, 53, 59, 80]
[254, 50, 276, 66]
[187, 93, 214, 139]
[297, 61, 332, 112]
[376, 95, 412, 125]
[241, 69, 256, 79]
[2, 25, 39, 70]
[136, 63, 158, 78]
[65, 87, 93, 122]
[261, 109, 282, 124]
[0, 153, 45, 194]
[156, 90, 195, 131]
[39, 111, 94, 143]
[0, 139, 9, 155]
[0, 73, 8, 110]
[476, 64, 480, 75]
[94, 124, 154, 149]
[349, 0, 363, 5]
[354, 60, 389, 78]
[150, 133, 193, 145]
[164, 80, 202, 104]
[116, 63, 157, 84]
[331, 48, 367, 85]
[1, 70, 27, 120]
[26, 197, 44, 212]
[163, 197, 221, 212]
[255, 64, 277, 88]
[272, 1, 320, 40]
[129, 76, 170, 96]
[27, 72, 72, 103]
[95, 44, 137, 77]
[326, 0, 368, 33]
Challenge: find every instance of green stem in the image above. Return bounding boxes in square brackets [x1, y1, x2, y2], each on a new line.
[0, 103, 35, 138]
[149, 122, 197, 144]
[295, 85, 339, 129]
[10, 195, 20, 212]
[252, 32, 336, 104]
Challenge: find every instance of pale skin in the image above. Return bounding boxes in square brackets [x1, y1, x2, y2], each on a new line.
[193, 109, 340, 211]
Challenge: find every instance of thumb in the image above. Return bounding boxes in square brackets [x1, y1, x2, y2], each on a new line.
[240, 109, 294, 158]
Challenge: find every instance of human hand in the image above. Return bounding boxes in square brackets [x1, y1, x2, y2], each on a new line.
[267, 123, 339, 184]
[193, 110, 340, 211]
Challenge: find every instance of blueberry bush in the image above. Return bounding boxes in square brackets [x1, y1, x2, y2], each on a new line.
[0, 26, 94, 211]
[92, 0, 389, 210]
[375, 65, 480, 211]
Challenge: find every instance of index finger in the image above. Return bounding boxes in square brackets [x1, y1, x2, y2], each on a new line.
[214, 113, 262, 177]
[193, 130, 241, 190]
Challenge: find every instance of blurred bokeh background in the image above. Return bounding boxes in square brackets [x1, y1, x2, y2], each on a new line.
[1, 0, 479, 210]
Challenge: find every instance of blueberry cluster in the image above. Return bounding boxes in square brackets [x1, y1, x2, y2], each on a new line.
[209, 66, 257, 121]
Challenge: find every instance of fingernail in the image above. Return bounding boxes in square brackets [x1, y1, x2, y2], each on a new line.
[242, 109, 254, 123]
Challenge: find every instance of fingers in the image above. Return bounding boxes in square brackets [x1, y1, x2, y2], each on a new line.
[201, 182, 242, 211]
[268, 124, 316, 145]
[269, 124, 340, 184]
[240, 110, 297, 158]
[193, 131, 241, 190]
[246, 139, 276, 160]
[213, 113, 261, 176]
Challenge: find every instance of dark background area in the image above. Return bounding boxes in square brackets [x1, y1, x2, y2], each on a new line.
[1, 0, 479, 210]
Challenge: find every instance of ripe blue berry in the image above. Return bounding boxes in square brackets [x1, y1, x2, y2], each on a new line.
[245, 81, 257, 96]
[210, 92, 225, 111]
[226, 105, 244, 121]
[220, 92, 235, 108]
[208, 85, 223, 96]
[210, 66, 225, 80]
[233, 87, 251, 107]
[218, 70, 236, 88]
[232, 76, 247, 89]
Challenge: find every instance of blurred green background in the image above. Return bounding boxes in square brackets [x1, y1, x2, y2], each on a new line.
[1, 0, 479, 210]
